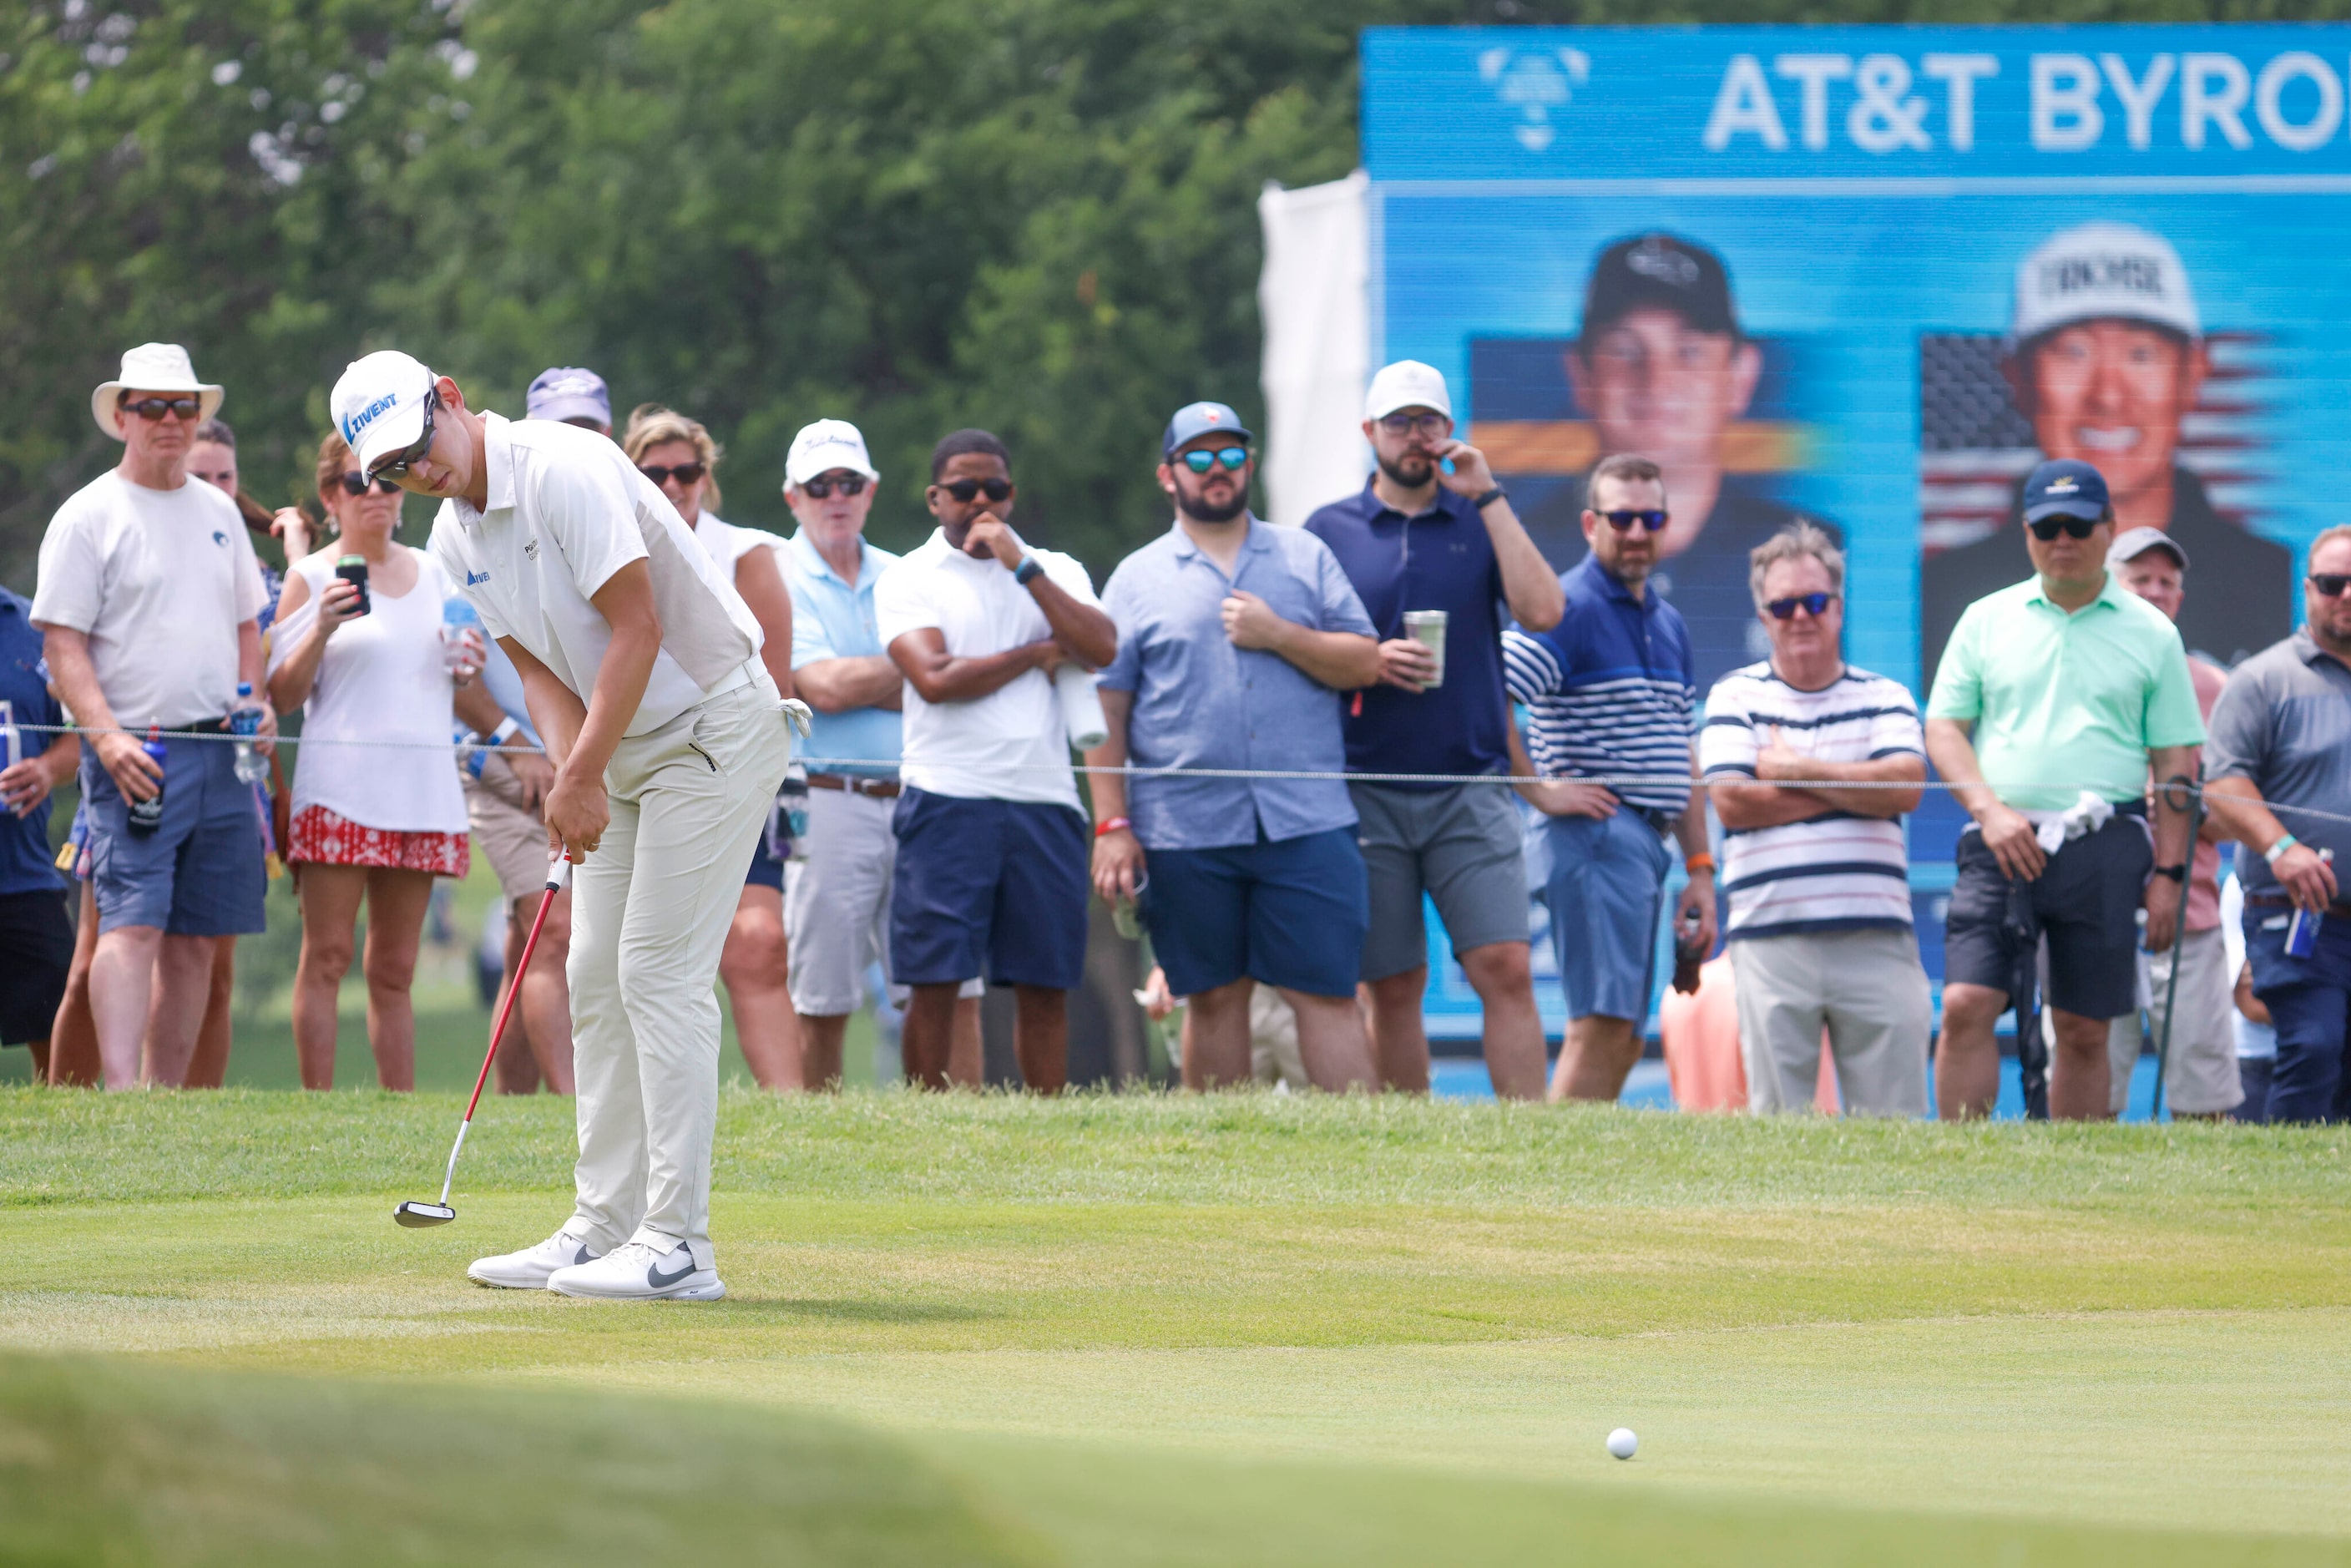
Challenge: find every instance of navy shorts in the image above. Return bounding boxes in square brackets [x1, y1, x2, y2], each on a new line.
[1143, 827, 1368, 999]
[889, 787, 1088, 990]
[80, 738, 267, 938]
[744, 830, 785, 891]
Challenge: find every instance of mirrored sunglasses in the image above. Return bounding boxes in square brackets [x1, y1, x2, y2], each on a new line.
[1766, 592, 1837, 620]
[801, 473, 867, 498]
[1600, 508, 1669, 533]
[1180, 447, 1249, 474]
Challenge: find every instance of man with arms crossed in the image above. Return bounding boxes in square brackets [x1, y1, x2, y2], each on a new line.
[1701, 525, 1930, 1115]
[1304, 361, 1561, 1100]
[33, 343, 273, 1089]
[337, 349, 794, 1299]
[1091, 402, 1380, 1090]
[877, 430, 1116, 1092]
[1926, 459, 2204, 1120]
[779, 419, 982, 1086]
[1504, 453, 1716, 1101]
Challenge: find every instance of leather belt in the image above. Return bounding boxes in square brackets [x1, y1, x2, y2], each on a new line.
[2246, 891, 2351, 919]
[806, 772, 900, 799]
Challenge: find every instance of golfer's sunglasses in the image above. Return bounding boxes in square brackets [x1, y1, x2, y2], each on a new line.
[1600, 508, 1670, 533]
[2028, 514, 2100, 541]
[367, 389, 439, 481]
[1766, 592, 1838, 620]
[119, 395, 201, 422]
[338, 472, 403, 497]
[1377, 412, 1450, 438]
[639, 462, 707, 488]
[2311, 574, 2351, 598]
[1181, 447, 1250, 475]
[801, 473, 867, 498]
[938, 477, 1012, 504]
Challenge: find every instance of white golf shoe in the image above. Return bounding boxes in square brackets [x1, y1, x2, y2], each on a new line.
[547, 1240, 726, 1302]
[467, 1227, 601, 1290]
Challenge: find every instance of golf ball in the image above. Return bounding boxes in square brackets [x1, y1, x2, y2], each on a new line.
[1606, 1427, 1638, 1460]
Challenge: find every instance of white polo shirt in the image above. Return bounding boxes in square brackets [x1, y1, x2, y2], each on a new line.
[872, 529, 1100, 809]
[428, 414, 761, 737]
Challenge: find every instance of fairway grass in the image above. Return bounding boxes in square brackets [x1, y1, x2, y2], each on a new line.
[5, 1089, 2351, 1564]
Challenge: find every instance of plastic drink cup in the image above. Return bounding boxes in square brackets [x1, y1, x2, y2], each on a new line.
[442, 596, 483, 673]
[1402, 610, 1447, 688]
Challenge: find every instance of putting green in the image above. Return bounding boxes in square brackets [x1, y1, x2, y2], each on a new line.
[4, 1089, 2350, 1564]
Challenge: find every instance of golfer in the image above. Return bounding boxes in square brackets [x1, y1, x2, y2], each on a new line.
[334, 350, 796, 1302]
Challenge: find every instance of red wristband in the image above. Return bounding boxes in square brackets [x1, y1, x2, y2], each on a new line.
[1095, 816, 1131, 838]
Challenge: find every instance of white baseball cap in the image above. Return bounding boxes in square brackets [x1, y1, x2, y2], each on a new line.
[1363, 360, 1454, 422]
[92, 343, 222, 439]
[2012, 221, 2201, 345]
[786, 418, 878, 486]
[331, 350, 438, 474]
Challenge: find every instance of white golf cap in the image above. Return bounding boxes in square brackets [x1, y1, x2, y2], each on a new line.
[331, 350, 437, 473]
[786, 418, 878, 486]
[1363, 360, 1453, 422]
[92, 343, 222, 440]
[2012, 221, 2201, 345]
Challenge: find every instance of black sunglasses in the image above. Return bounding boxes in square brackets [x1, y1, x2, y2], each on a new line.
[2311, 573, 2351, 598]
[367, 389, 439, 481]
[1766, 592, 1837, 620]
[2028, 514, 2101, 541]
[1600, 508, 1669, 533]
[801, 473, 867, 498]
[938, 477, 1012, 504]
[119, 395, 202, 422]
[338, 472, 403, 497]
[1181, 447, 1250, 475]
[639, 462, 707, 488]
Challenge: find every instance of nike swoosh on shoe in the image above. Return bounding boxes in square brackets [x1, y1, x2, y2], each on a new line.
[646, 1254, 698, 1289]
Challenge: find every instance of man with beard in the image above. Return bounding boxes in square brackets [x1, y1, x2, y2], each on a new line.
[1923, 221, 2292, 684]
[1089, 402, 1381, 1091]
[1304, 361, 1562, 1100]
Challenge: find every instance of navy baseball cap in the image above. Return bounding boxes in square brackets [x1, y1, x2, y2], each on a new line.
[1582, 232, 1738, 346]
[1162, 401, 1252, 458]
[2020, 458, 2111, 524]
[525, 367, 611, 427]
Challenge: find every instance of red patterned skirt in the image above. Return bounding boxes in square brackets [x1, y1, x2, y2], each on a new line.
[289, 804, 471, 877]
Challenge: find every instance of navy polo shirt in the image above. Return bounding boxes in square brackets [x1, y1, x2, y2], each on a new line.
[0, 586, 67, 895]
[1303, 479, 1508, 787]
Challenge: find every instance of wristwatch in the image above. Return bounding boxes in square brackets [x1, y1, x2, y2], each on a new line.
[2151, 863, 2187, 883]
[1013, 555, 1045, 586]
[1471, 485, 1508, 511]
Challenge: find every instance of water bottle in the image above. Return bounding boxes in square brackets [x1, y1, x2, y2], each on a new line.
[442, 594, 483, 674]
[127, 723, 168, 837]
[2286, 849, 2335, 959]
[230, 683, 268, 784]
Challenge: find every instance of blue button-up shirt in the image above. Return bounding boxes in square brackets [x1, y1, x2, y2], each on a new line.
[0, 585, 67, 895]
[1100, 518, 1376, 851]
[784, 530, 902, 776]
[1303, 478, 1510, 787]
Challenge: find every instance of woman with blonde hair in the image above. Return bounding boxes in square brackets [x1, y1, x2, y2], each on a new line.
[621, 403, 807, 1088]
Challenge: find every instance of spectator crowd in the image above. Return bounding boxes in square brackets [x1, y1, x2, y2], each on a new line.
[3, 337, 2348, 1124]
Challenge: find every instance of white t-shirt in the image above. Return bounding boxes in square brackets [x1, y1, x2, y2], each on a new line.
[31, 471, 268, 729]
[269, 548, 469, 833]
[692, 513, 780, 569]
[429, 414, 762, 737]
[872, 529, 1100, 808]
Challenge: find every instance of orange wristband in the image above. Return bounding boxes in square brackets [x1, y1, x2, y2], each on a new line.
[1683, 853, 1716, 876]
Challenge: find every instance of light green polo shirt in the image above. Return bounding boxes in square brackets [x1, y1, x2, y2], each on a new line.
[1925, 572, 2207, 811]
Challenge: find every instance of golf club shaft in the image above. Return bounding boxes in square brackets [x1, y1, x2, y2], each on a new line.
[2151, 781, 2203, 1122]
[437, 857, 571, 1206]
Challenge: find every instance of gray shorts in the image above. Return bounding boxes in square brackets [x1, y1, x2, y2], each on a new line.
[1350, 781, 1530, 984]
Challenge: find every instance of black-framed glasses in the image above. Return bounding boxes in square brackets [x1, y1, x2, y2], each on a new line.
[801, 473, 867, 498]
[1180, 446, 1249, 475]
[1600, 508, 1669, 533]
[367, 388, 438, 481]
[2311, 573, 2351, 598]
[1376, 412, 1450, 439]
[2028, 514, 2100, 541]
[1766, 592, 1837, 620]
[639, 462, 707, 488]
[938, 477, 1012, 503]
[338, 472, 403, 497]
[119, 395, 201, 422]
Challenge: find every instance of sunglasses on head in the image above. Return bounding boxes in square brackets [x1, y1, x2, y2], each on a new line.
[639, 462, 706, 488]
[338, 472, 403, 497]
[1180, 447, 1249, 475]
[119, 395, 201, 422]
[2027, 513, 2101, 541]
[2311, 573, 2351, 598]
[1766, 592, 1837, 620]
[801, 473, 867, 498]
[367, 388, 439, 481]
[938, 477, 1012, 504]
[1600, 508, 1669, 533]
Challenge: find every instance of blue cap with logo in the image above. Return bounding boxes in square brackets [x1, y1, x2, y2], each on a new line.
[2020, 458, 2110, 524]
[525, 367, 611, 427]
[1162, 401, 1252, 458]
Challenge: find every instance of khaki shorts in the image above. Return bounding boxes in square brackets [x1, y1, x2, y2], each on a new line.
[2104, 924, 2242, 1115]
[462, 753, 552, 906]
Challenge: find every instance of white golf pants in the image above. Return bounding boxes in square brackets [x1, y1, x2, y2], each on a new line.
[567, 673, 790, 1270]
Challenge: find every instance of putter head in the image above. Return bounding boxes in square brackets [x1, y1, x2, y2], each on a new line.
[394, 1201, 457, 1228]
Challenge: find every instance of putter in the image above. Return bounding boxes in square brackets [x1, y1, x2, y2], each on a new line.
[396, 854, 573, 1227]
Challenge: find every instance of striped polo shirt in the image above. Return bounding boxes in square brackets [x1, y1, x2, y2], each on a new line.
[1697, 662, 1924, 940]
[1502, 554, 1696, 815]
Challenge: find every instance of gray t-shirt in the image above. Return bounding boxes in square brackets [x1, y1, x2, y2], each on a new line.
[2203, 630, 2351, 897]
